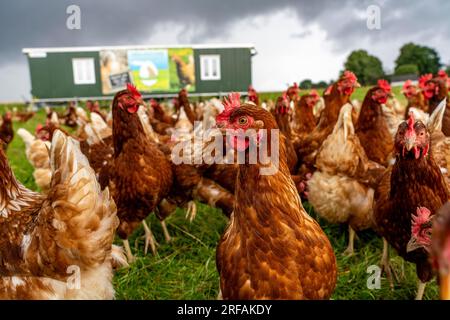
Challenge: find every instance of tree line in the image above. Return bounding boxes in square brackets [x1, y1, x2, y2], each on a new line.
[298, 43, 449, 88]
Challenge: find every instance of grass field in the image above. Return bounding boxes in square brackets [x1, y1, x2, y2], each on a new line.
[0, 87, 439, 300]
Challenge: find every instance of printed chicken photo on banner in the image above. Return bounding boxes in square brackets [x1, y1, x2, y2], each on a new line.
[100, 49, 130, 94]
[128, 49, 170, 92]
[169, 48, 195, 91]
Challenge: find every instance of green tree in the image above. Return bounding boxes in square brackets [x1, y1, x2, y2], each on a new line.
[395, 64, 419, 75]
[446, 65, 450, 75]
[395, 43, 441, 75]
[300, 79, 312, 89]
[343, 50, 385, 85]
[315, 81, 328, 88]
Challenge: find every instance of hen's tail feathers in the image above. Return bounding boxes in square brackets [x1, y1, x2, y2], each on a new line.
[137, 106, 160, 143]
[84, 123, 102, 146]
[33, 168, 52, 193]
[50, 112, 59, 125]
[17, 128, 35, 150]
[428, 98, 447, 133]
[48, 130, 119, 268]
[90, 112, 111, 138]
[76, 107, 89, 122]
[84, 113, 112, 146]
[18, 128, 51, 171]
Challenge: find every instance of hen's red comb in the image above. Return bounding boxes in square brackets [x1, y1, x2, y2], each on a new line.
[223, 92, 241, 111]
[324, 84, 333, 96]
[282, 91, 288, 101]
[293, 82, 298, 88]
[216, 92, 241, 124]
[342, 70, 358, 83]
[310, 89, 319, 97]
[149, 98, 158, 107]
[411, 207, 432, 237]
[378, 79, 391, 93]
[407, 112, 415, 131]
[402, 80, 413, 92]
[416, 207, 431, 220]
[438, 70, 448, 79]
[127, 83, 141, 98]
[36, 123, 43, 132]
[418, 74, 432, 89]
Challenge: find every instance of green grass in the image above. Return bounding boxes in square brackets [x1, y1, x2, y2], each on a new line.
[0, 91, 440, 299]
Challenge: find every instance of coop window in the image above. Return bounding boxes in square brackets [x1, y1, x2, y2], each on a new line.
[200, 55, 221, 80]
[72, 58, 96, 85]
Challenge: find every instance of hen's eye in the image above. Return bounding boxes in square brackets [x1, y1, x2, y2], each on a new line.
[238, 117, 248, 125]
[419, 132, 424, 136]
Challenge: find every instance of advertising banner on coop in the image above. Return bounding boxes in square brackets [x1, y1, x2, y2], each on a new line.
[128, 49, 170, 92]
[99, 47, 195, 94]
[168, 48, 195, 92]
[100, 49, 130, 94]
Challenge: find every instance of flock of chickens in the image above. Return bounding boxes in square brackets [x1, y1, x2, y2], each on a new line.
[0, 68, 450, 300]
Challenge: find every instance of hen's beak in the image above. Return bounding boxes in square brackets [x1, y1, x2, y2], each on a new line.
[406, 237, 422, 253]
[440, 273, 450, 300]
[405, 137, 415, 151]
[354, 81, 361, 88]
[214, 122, 228, 135]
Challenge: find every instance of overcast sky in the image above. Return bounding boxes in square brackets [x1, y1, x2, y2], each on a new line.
[0, 0, 449, 102]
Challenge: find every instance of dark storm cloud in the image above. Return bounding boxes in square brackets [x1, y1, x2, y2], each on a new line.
[1, 0, 449, 67]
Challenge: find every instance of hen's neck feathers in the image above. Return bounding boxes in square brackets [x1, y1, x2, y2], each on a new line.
[357, 95, 383, 128]
[112, 97, 146, 155]
[1, 119, 12, 131]
[180, 96, 196, 125]
[317, 85, 350, 131]
[429, 83, 449, 113]
[233, 134, 304, 225]
[275, 113, 291, 139]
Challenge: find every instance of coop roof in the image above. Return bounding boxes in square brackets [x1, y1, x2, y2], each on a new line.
[22, 43, 256, 54]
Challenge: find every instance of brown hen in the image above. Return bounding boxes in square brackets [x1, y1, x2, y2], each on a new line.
[292, 90, 319, 137]
[103, 84, 174, 260]
[0, 130, 120, 299]
[296, 71, 360, 176]
[355, 80, 394, 166]
[308, 103, 385, 256]
[216, 94, 337, 299]
[374, 113, 449, 299]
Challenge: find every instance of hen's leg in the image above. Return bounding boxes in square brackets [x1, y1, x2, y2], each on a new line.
[142, 220, 158, 255]
[380, 238, 393, 289]
[185, 201, 197, 222]
[415, 280, 426, 300]
[160, 220, 172, 243]
[380, 238, 399, 289]
[400, 260, 405, 280]
[123, 239, 135, 263]
[343, 225, 355, 257]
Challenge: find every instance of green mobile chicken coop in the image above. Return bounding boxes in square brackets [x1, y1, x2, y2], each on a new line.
[22, 44, 256, 101]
